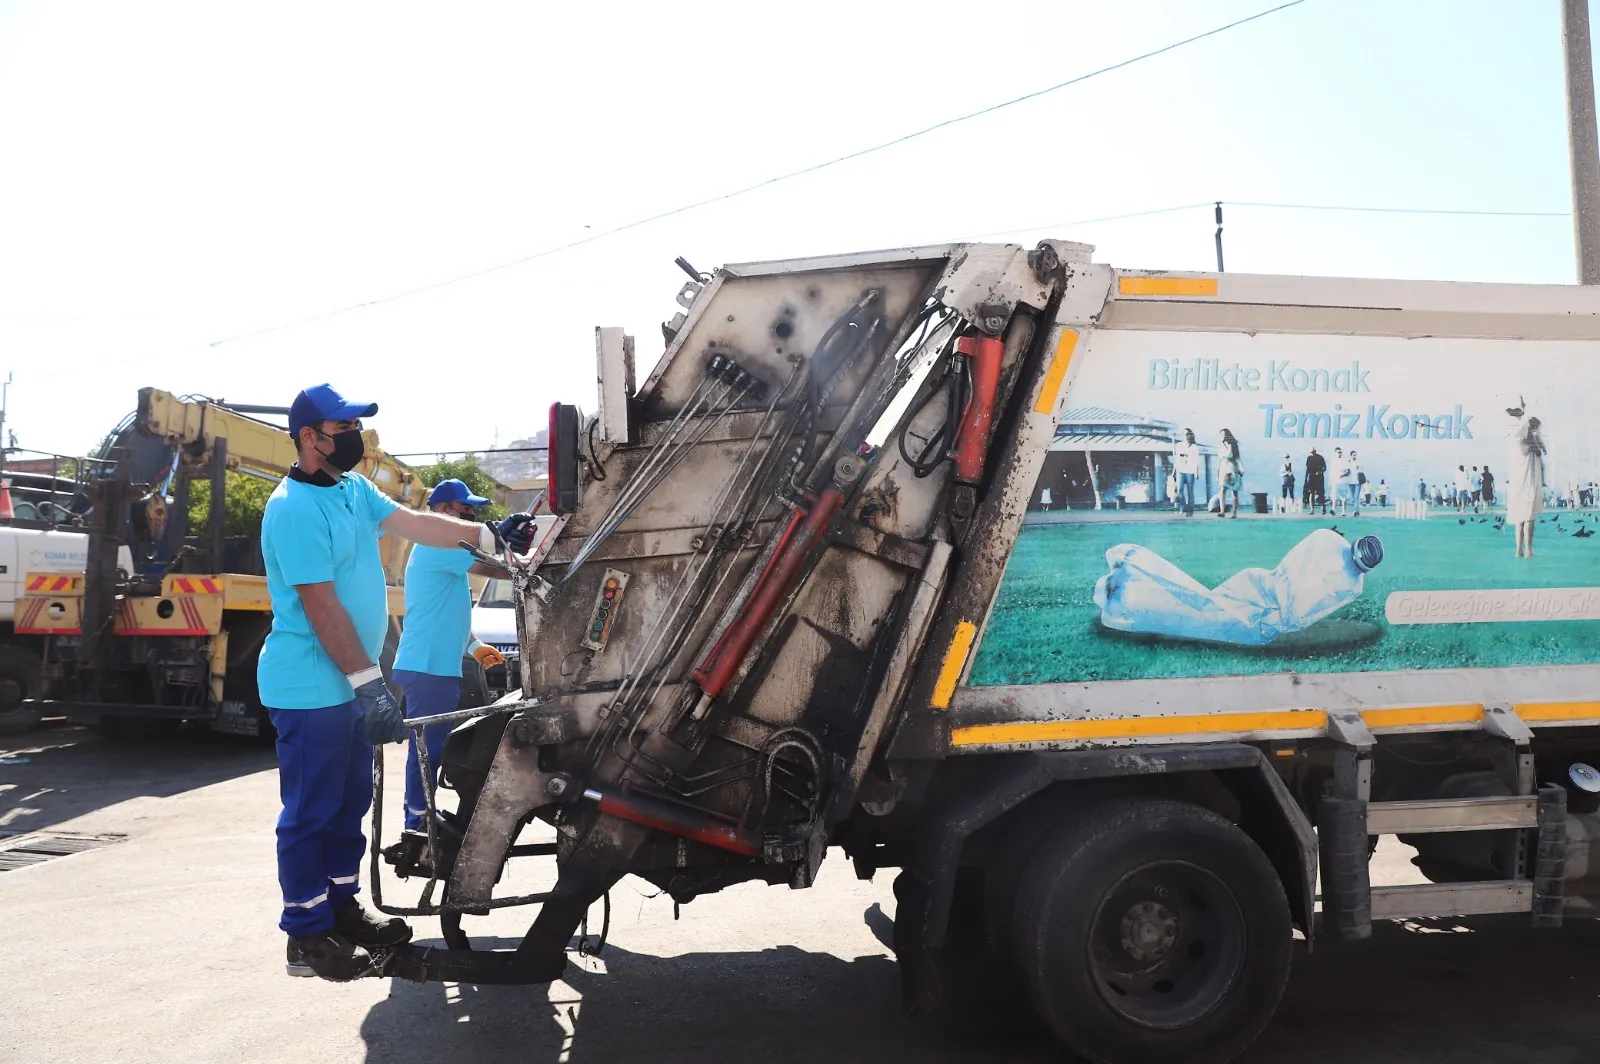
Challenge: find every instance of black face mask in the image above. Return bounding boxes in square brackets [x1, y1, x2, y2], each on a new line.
[316, 429, 366, 472]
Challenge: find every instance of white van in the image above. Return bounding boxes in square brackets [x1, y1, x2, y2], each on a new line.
[470, 577, 519, 699]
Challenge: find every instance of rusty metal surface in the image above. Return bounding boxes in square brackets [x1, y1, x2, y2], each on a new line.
[637, 265, 941, 419]
[890, 264, 1114, 760]
[448, 723, 554, 908]
[457, 241, 1080, 917]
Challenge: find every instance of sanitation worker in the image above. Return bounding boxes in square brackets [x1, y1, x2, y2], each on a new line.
[259, 384, 536, 981]
[392, 478, 517, 843]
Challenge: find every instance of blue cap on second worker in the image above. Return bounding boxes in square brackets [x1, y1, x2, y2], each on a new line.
[427, 479, 490, 507]
[289, 383, 379, 436]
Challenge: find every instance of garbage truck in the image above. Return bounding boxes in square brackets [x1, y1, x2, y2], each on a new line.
[364, 240, 1600, 1064]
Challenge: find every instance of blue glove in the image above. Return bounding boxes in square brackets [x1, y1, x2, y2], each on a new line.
[350, 672, 406, 744]
[494, 512, 536, 554]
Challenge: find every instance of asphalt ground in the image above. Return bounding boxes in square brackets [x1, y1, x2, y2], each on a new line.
[2, 722, 1598, 1064]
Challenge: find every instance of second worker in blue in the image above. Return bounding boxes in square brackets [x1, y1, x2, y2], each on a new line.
[393, 478, 519, 837]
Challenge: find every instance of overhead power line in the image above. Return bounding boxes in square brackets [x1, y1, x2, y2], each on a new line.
[1233, 200, 1569, 218]
[389, 446, 547, 458]
[966, 203, 1216, 240]
[963, 199, 1571, 240]
[209, 0, 1311, 347]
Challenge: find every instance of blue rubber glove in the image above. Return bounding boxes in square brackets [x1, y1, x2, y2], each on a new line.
[349, 669, 406, 745]
[494, 512, 537, 554]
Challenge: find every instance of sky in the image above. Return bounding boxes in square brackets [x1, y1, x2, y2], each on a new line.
[0, 0, 1585, 461]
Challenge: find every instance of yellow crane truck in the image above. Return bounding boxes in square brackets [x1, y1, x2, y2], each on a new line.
[14, 388, 426, 737]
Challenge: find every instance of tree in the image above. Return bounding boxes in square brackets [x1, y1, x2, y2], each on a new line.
[186, 472, 277, 539]
[181, 455, 508, 542]
[410, 455, 509, 521]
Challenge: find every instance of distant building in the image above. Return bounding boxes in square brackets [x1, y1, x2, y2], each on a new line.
[503, 481, 547, 513]
[1031, 407, 1215, 512]
[479, 428, 549, 512]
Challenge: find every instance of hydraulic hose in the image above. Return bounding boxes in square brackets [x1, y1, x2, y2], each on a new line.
[898, 349, 971, 478]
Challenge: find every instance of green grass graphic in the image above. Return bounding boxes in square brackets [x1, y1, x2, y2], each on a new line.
[969, 509, 1600, 686]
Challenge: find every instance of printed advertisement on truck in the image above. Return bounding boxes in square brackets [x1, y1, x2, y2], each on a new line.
[970, 330, 1600, 686]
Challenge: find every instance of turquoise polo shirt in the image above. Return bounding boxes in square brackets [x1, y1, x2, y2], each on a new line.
[257, 470, 400, 709]
[393, 544, 475, 678]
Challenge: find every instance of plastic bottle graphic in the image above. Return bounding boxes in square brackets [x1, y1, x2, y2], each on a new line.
[1095, 529, 1384, 646]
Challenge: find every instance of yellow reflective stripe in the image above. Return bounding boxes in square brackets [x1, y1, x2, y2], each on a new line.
[1118, 275, 1219, 297]
[950, 709, 1327, 747]
[931, 621, 978, 710]
[1033, 329, 1080, 415]
[949, 699, 1600, 749]
[1360, 704, 1482, 729]
[1515, 701, 1600, 722]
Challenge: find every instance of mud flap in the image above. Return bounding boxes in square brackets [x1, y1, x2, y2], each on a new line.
[892, 870, 941, 1014]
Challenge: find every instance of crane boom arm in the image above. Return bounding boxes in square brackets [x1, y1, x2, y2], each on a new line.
[136, 387, 426, 508]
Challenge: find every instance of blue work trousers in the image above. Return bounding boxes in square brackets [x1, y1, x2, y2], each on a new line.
[270, 701, 373, 937]
[394, 670, 460, 831]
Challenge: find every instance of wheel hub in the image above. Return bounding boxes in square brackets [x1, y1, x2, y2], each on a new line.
[1119, 900, 1179, 963]
[0, 677, 23, 712]
[1088, 861, 1248, 1030]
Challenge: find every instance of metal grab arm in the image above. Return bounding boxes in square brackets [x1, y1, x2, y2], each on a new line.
[402, 697, 542, 730]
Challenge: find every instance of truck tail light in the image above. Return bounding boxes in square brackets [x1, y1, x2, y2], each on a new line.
[548, 403, 581, 515]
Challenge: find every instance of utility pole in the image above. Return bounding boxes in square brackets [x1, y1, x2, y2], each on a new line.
[1563, 0, 1600, 283]
[1213, 202, 1225, 273]
[0, 372, 12, 470]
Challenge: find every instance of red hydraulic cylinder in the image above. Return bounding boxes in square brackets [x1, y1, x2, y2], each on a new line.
[951, 334, 1004, 485]
[689, 507, 803, 697]
[584, 784, 759, 857]
[690, 486, 847, 700]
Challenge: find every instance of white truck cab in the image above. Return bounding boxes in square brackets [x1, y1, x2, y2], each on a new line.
[0, 526, 133, 623]
[0, 523, 135, 733]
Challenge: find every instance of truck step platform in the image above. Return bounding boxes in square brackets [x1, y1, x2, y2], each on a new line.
[1369, 880, 1535, 920]
[1366, 795, 1540, 835]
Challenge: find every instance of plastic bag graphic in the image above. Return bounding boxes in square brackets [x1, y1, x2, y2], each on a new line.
[1094, 529, 1384, 646]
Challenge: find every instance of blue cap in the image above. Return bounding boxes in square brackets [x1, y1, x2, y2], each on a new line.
[427, 479, 490, 507]
[288, 383, 379, 437]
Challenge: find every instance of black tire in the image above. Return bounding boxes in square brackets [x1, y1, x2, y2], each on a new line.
[0, 643, 43, 736]
[893, 867, 1040, 1035]
[1011, 798, 1292, 1064]
[222, 654, 275, 743]
[222, 615, 274, 742]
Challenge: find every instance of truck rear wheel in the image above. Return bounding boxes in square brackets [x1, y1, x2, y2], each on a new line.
[0, 644, 43, 736]
[1011, 798, 1292, 1064]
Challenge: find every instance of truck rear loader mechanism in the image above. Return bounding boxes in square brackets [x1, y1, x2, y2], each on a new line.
[371, 241, 1600, 1064]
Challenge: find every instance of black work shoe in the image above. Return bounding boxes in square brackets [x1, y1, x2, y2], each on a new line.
[333, 896, 413, 948]
[286, 931, 372, 982]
